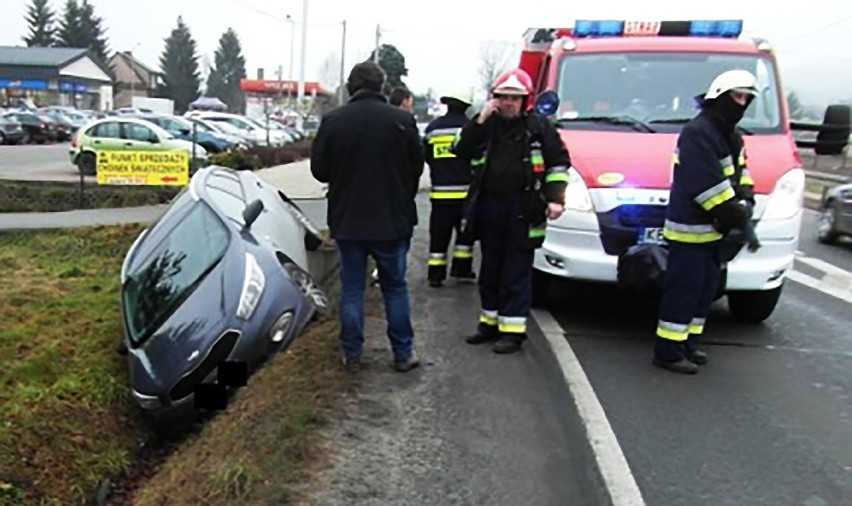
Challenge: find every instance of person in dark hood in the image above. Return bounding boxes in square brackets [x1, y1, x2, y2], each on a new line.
[653, 70, 760, 375]
[310, 62, 424, 373]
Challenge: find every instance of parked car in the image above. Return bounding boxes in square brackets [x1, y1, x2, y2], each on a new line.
[2, 111, 50, 144]
[817, 183, 852, 244]
[132, 113, 238, 153]
[117, 166, 327, 431]
[188, 112, 287, 147]
[69, 117, 209, 175]
[0, 116, 26, 145]
[185, 117, 250, 149]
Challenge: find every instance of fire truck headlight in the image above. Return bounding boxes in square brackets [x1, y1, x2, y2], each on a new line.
[762, 168, 804, 221]
[563, 168, 594, 212]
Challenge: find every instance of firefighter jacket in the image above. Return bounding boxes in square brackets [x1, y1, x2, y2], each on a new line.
[452, 112, 571, 249]
[423, 111, 473, 200]
[663, 111, 755, 245]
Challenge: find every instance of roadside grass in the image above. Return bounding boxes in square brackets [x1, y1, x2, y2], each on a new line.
[0, 179, 178, 213]
[131, 315, 345, 506]
[0, 224, 149, 505]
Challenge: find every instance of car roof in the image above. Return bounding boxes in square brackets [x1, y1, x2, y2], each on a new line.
[86, 116, 172, 136]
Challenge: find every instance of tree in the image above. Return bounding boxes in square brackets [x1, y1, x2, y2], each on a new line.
[479, 42, 511, 94]
[317, 52, 341, 92]
[787, 91, 805, 120]
[55, 0, 109, 63]
[206, 28, 247, 114]
[158, 16, 201, 114]
[23, 0, 56, 47]
[367, 44, 408, 93]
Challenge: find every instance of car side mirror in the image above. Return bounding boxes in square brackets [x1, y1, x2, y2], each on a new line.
[148, 135, 159, 144]
[242, 199, 264, 229]
[535, 90, 561, 118]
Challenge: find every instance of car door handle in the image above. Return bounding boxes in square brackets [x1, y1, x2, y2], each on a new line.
[124, 142, 133, 146]
[93, 140, 101, 144]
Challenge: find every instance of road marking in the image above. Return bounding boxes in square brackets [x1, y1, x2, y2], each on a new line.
[787, 270, 852, 304]
[531, 309, 646, 506]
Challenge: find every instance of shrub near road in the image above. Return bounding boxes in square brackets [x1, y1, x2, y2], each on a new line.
[0, 224, 148, 505]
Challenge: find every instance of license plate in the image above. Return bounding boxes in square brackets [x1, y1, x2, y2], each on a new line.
[638, 227, 666, 245]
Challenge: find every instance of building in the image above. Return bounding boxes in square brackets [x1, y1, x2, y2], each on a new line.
[110, 51, 160, 109]
[0, 46, 113, 110]
[239, 78, 335, 121]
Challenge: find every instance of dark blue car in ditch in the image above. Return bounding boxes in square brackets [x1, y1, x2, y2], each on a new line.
[118, 166, 327, 431]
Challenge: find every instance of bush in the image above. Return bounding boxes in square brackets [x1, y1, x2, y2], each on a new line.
[211, 139, 314, 171]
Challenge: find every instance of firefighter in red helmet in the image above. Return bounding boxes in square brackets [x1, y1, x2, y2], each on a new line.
[452, 69, 572, 354]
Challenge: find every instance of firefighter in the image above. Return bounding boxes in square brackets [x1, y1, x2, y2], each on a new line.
[424, 91, 476, 287]
[452, 69, 571, 354]
[654, 69, 760, 374]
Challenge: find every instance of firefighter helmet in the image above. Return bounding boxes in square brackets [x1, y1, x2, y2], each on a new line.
[440, 90, 473, 106]
[703, 70, 758, 101]
[492, 69, 533, 96]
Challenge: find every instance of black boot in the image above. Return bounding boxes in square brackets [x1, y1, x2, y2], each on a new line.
[493, 334, 526, 354]
[428, 279, 443, 288]
[653, 338, 698, 374]
[685, 337, 708, 365]
[465, 324, 498, 345]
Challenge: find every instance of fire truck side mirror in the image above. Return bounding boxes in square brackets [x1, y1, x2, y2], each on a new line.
[535, 91, 561, 118]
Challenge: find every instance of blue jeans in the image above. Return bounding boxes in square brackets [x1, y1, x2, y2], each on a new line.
[336, 238, 414, 362]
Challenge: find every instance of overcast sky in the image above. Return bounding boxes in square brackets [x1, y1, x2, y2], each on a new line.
[2, 0, 851, 107]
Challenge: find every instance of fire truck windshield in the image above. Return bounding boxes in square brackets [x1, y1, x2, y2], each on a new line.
[555, 52, 782, 134]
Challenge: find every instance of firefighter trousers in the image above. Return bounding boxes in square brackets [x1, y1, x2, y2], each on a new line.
[428, 199, 474, 282]
[655, 242, 721, 362]
[476, 194, 533, 343]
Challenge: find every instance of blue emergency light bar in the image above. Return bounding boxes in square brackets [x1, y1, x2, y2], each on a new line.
[573, 20, 743, 38]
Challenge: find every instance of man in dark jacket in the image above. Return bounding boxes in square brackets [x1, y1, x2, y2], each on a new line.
[453, 68, 571, 354]
[654, 69, 760, 375]
[423, 91, 475, 286]
[310, 62, 424, 373]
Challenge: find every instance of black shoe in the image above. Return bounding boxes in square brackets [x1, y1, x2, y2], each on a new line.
[393, 354, 420, 373]
[465, 331, 498, 345]
[342, 355, 361, 373]
[652, 357, 698, 375]
[428, 279, 443, 288]
[493, 338, 523, 354]
[451, 271, 476, 281]
[686, 349, 708, 366]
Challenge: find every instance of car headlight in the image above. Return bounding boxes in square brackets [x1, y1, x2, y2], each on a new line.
[761, 168, 804, 221]
[237, 253, 266, 320]
[563, 167, 594, 212]
[131, 389, 162, 410]
[269, 310, 295, 343]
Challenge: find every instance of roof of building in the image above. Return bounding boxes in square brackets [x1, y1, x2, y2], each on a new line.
[0, 46, 89, 67]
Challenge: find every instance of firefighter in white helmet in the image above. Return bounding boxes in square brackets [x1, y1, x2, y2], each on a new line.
[452, 69, 571, 354]
[424, 90, 476, 286]
[653, 69, 760, 374]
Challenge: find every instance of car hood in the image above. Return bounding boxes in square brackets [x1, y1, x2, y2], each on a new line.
[558, 129, 798, 194]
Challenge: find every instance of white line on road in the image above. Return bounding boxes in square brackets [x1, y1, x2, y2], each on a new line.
[531, 309, 646, 506]
[787, 270, 852, 304]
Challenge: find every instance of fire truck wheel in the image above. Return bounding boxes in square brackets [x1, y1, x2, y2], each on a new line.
[727, 284, 783, 323]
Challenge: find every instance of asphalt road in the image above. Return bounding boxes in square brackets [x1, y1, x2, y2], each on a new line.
[541, 209, 852, 505]
[0, 142, 86, 183]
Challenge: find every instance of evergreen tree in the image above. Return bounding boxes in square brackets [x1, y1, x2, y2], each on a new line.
[206, 28, 247, 114]
[23, 0, 56, 47]
[158, 16, 201, 114]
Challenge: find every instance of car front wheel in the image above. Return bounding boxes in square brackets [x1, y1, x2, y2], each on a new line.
[727, 284, 783, 323]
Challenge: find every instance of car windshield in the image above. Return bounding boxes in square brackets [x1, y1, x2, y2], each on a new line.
[555, 52, 782, 133]
[122, 200, 230, 345]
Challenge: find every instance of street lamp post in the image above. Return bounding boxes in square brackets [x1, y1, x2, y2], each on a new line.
[297, 0, 308, 129]
[286, 15, 295, 107]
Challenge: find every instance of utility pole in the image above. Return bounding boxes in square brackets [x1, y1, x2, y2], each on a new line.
[297, 0, 308, 119]
[286, 14, 295, 107]
[373, 24, 381, 64]
[338, 19, 347, 106]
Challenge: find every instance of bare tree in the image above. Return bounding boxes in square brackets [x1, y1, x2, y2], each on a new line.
[317, 52, 341, 92]
[479, 42, 511, 94]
